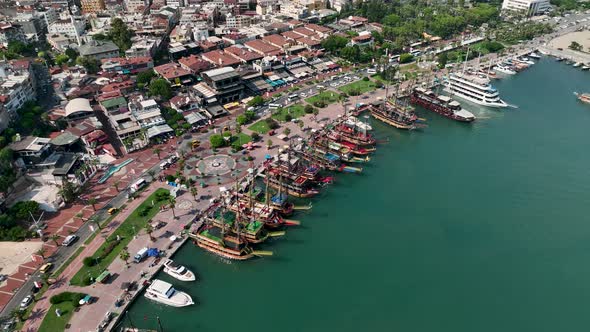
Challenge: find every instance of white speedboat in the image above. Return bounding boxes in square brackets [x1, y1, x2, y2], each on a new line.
[582, 65, 590, 70]
[528, 52, 541, 59]
[494, 65, 517, 75]
[144, 279, 194, 307]
[517, 57, 535, 65]
[573, 62, 582, 67]
[163, 259, 196, 282]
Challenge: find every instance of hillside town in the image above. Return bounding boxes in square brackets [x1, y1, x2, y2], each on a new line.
[0, 0, 588, 329]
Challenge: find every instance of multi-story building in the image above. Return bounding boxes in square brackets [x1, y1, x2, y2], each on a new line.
[15, 12, 48, 42]
[0, 23, 26, 47]
[42, 8, 59, 26]
[193, 67, 243, 105]
[225, 14, 251, 29]
[125, 0, 147, 13]
[79, 40, 120, 60]
[101, 57, 154, 74]
[0, 60, 36, 131]
[501, 0, 551, 16]
[81, 0, 106, 13]
[125, 38, 159, 58]
[47, 17, 86, 39]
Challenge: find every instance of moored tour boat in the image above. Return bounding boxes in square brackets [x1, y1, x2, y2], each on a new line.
[574, 92, 590, 104]
[144, 279, 194, 307]
[443, 72, 508, 108]
[163, 259, 196, 282]
[190, 224, 255, 260]
[368, 100, 418, 130]
[410, 87, 475, 122]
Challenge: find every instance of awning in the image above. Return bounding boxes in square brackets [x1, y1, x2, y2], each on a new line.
[147, 124, 174, 138]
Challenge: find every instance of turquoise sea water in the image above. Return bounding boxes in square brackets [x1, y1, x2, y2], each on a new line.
[124, 59, 590, 332]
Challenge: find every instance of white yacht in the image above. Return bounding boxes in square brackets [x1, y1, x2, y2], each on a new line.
[344, 116, 372, 132]
[443, 72, 508, 108]
[528, 52, 541, 59]
[494, 64, 516, 75]
[144, 279, 194, 307]
[574, 62, 582, 67]
[517, 57, 535, 65]
[163, 259, 196, 282]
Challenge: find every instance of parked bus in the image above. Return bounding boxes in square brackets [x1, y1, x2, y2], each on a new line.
[269, 103, 281, 109]
[287, 94, 299, 102]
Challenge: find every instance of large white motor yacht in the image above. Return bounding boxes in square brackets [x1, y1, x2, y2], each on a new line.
[443, 72, 508, 108]
[144, 279, 194, 307]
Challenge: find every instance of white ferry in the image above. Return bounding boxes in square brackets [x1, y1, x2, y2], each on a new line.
[443, 72, 508, 108]
[144, 279, 194, 307]
[163, 259, 196, 282]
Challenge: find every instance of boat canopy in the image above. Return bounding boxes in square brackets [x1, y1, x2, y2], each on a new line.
[271, 193, 288, 204]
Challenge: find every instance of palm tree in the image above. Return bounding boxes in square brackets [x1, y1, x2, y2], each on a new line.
[50, 234, 60, 246]
[89, 216, 102, 230]
[113, 180, 120, 192]
[153, 147, 162, 160]
[147, 169, 156, 181]
[298, 121, 304, 130]
[266, 139, 273, 150]
[145, 224, 155, 241]
[190, 186, 198, 201]
[88, 197, 97, 211]
[169, 197, 176, 218]
[36, 247, 46, 259]
[119, 249, 130, 266]
[11, 308, 25, 322]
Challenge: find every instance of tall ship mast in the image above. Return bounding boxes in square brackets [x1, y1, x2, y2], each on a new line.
[410, 87, 475, 122]
[190, 220, 255, 261]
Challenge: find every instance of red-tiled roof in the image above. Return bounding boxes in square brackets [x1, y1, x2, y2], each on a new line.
[201, 50, 241, 67]
[281, 31, 304, 41]
[178, 54, 210, 73]
[244, 39, 281, 55]
[299, 37, 321, 47]
[101, 56, 152, 66]
[304, 23, 331, 34]
[154, 63, 191, 80]
[262, 34, 290, 48]
[224, 46, 263, 62]
[293, 27, 316, 37]
[352, 34, 373, 42]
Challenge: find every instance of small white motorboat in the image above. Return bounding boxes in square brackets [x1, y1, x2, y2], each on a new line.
[144, 279, 194, 307]
[163, 259, 196, 282]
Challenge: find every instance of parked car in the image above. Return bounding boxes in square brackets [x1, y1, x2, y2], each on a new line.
[20, 295, 33, 309]
[39, 263, 53, 274]
[62, 235, 78, 246]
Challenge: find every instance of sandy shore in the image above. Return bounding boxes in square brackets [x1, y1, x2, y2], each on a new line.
[548, 30, 590, 52]
[0, 241, 42, 281]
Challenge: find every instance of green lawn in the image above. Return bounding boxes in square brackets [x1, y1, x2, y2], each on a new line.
[248, 120, 271, 134]
[70, 188, 170, 286]
[371, 74, 393, 83]
[38, 302, 75, 332]
[271, 104, 306, 122]
[305, 91, 343, 106]
[231, 133, 252, 150]
[338, 80, 376, 95]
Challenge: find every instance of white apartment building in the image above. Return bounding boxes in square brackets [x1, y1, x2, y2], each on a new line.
[0, 62, 36, 131]
[501, 0, 551, 16]
[48, 17, 86, 38]
[43, 7, 59, 26]
[125, 0, 147, 13]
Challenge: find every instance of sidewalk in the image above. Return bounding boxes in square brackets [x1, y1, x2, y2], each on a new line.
[22, 184, 164, 332]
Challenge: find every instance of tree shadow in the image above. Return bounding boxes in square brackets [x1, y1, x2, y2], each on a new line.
[27, 307, 47, 322]
[49, 276, 68, 289]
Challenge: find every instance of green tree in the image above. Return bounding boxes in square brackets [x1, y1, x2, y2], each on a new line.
[399, 53, 414, 64]
[55, 54, 70, 66]
[169, 197, 176, 218]
[145, 224, 155, 241]
[136, 69, 155, 85]
[266, 139, 273, 149]
[209, 134, 224, 148]
[50, 234, 60, 246]
[10, 200, 40, 222]
[109, 18, 133, 51]
[569, 41, 583, 51]
[149, 79, 172, 100]
[58, 180, 77, 203]
[113, 180, 120, 192]
[321, 35, 349, 53]
[236, 114, 248, 126]
[190, 186, 198, 201]
[119, 249, 130, 266]
[88, 197, 97, 211]
[247, 95, 265, 107]
[36, 247, 46, 259]
[89, 216, 102, 230]
[65, 48, 79, 60]
[438, 52, 449, 69]
[76, 56, 100, 74]
[152, 147, 162, 160]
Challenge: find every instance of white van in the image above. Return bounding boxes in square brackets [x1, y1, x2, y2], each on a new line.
[131, 179, 147, 192]
[367, 68, 377, 74]
[134, 247, 149, 263]
[159, 161, 170, 170]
